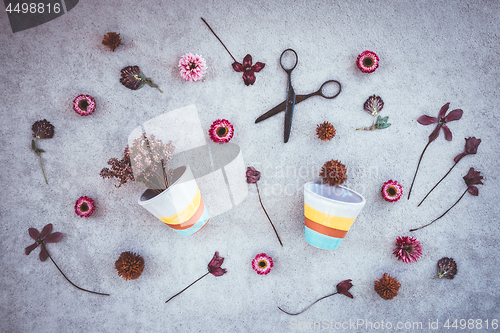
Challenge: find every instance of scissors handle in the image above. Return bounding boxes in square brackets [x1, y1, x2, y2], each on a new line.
[280, 49, 298, 72]
[302, 80, 342, 101]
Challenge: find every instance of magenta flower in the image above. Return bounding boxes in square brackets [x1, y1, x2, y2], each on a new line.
[393, 236, 422, 263]
[179, 53, 207, 82]
[411, 167, 483, 232]
[356, 50, 379, 73]
[209, 119, 234, 144]
[246, 166, 282, 246]
[166, 251, 227, 303]
[75, 196, 96, 218]
[73, 94, 96, 116]
[25, 224, 109, 296]
[408, 103, 463, 199]
[381, 180, 403, 202]
[418, 137, 481, 207]
[252, 253, 273, 275]
[278, 279, 354, 315]
[232, 54, 265, 86]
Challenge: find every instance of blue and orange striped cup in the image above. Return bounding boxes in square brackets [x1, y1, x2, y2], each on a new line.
[304, 182, 366, 250]
[138, 165, 209, 237]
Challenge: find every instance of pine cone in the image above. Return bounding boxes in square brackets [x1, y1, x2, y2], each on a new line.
[102, 32, 122, 51]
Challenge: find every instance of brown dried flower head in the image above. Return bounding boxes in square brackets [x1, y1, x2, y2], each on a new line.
[374, 273, 401, 300]
[100, 146, 135, 187]
[102, 32, 122, 51]
[32, 119, 54, 139]
[115, 251, 145, 280]
[316, 121, 336, 141]
[320, 160, 347, 186]
[436, 257, 457, 280]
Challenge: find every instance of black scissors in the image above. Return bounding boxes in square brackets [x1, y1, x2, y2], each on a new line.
[255, 49, 342, 143]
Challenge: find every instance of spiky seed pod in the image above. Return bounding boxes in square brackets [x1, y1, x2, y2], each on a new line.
[374, 273, 401, 300]
[115, 252, 145, 280]
[316, 121, 336, 141]
[436, 257, 457, 280]
[102, 32, 122, 51]
[320, 160, 347, 186]
[32, 119, 54, 139]
[364, 95, 384, 116]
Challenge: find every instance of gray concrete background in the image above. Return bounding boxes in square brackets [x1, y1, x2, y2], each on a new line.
[1, 0, 499, 332]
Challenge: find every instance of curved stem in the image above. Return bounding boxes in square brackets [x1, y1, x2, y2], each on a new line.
[278, 292, 338, 315]
[38, 154, 48, 185]
[408, 140, 431, 200]
[417, 162, 458, 207]
[255, 183, 283, 247]
[410, 189, 467, 232]
[201, 17, 237, 63]
[42, 243, 109, 296]
[165, 272, 209, 303]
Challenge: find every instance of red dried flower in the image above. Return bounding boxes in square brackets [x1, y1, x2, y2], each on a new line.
[393, 236, 422, 263]
[102, 32, 122, 51]
[115, 252, 145, 280]
[316, 121, 336, 141]
[320, 160, 347, 186]
[74, 196, 96, 218]
[357, 50, 379, 73]
[374, 273, 400, 300]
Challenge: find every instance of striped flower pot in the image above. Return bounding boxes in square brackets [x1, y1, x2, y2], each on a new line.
[304, 182, 366, 250]
[138, 165, 210, 237]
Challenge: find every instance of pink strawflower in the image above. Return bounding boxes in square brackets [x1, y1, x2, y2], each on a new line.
[393, 236, 422, 263]
[382, 180, 403, 202]
[209, 119, 234, 144]
[356, 50, 379, 73]
[73, 94, 96, 116]
[179, 53, 207, 82]
[252, 253, 273, 275]
[75, 196, 96, 218]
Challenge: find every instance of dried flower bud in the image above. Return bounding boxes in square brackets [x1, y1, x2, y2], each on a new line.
[102, 32, 122, 51]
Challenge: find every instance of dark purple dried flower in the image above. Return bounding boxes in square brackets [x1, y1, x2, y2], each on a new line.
[100, 146, 135, 187]
[232, 54, 265, 86]
[246, 166, 261, 184]
[454, 137, 481, 163]
[166, 252, 227, 304]
[436, 257, 457, 279]
[120, 66, 162, 92]
[278, 279, 354, 315]
[364, 95, 384, 116]
[32, 119, 54, 139]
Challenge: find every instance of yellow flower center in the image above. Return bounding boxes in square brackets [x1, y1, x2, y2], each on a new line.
[363, 57, 374, 68]
[80, 202, 89, 212]
[78, 100, 89, 111]
[387, 186, 397, 197]
[258, 260, 268, 269]
[217, 126, 228, 137]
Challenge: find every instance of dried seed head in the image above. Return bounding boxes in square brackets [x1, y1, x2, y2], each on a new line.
[102, 32, 122, 51]
[316, 121, 336, 141]
[374, 273, 401, 300]
[115, 251, 145, 280]
[320, 160, 347, 186]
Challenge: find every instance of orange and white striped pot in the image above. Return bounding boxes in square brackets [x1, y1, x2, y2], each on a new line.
[138, 165, 209, 237]
[304, 182, 366, 250]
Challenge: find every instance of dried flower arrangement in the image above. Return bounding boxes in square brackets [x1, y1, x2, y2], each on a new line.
[356, 95, 390, 131]
[179, 53, 207, 81]
[418, 137, 481, 207]
[278, 279, 353, 315]
[316, 121, 336, 141]
[356, 50, 379, 73]
[374, 273, 400, 300]
[31, 119, 54, 184]
[100, 134, 175, 195]
[408, 103, 463, 199]
[410, 167, 483, 232]
[165, 252, 226, 303]
[246, 167, 282, 246]
[25, 224, 109, 296]
[120, 66, 162, 93]
[434, 257, 457, 280]
[115, 252, 145, 280]
[102, 32, 122, 51]
[252, 253, 273, 275]
[201, 17, 265, 86]
[320, 160, 347, 186]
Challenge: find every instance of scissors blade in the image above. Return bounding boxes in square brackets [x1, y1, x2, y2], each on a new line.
[283, 86, 296, 143]
[255, 100, 286, 123]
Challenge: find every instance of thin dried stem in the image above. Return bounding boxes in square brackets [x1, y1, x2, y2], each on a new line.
[255, 183, 283, 247]
[408, 140, 431, 200]
[410, 189, 467, 232]
[42, 243, 109, 296]
[165, 272, 209, 303]
[417, 162, 458, 207]
[278, 292, 338, 315]
[38, 154, 48, 184]
[201, 17, 237, 63]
